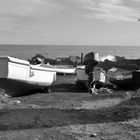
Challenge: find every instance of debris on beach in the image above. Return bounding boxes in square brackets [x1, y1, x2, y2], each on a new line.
[8, 100, 21, 106]
[98, 87, 113, 94]
[90, 85, 98, 94]
[90, 87, 113, 94]
[0, 89, 10, 103]
[89, 133, 97, 138]
[0, 89, 21, 108]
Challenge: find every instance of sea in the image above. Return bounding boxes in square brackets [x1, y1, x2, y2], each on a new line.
[0, 45, 139, 60]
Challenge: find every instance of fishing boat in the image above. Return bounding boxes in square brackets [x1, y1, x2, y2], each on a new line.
[0, 56, 57, 96]
[75, 52, 106, 89]
[107, 66, 140, 88]
[76, 66, 106, 89]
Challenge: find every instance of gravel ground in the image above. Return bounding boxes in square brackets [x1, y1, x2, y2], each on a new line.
[0, 75, 140, 139]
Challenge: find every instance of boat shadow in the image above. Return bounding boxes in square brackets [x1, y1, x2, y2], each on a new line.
[51, 83, 87, 93]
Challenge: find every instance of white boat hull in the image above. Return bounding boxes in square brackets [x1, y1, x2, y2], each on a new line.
[0, 56, 56, 96]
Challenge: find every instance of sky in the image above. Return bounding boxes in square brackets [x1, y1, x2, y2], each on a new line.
[0, 0, 140, 45]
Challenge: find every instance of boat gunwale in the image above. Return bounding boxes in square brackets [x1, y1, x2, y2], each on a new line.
[31, 65, 57, 72]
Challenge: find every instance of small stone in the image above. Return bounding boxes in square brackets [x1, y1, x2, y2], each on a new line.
[89, 133, 97, 137]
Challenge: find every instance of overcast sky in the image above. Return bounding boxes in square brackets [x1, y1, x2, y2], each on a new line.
[0, 0, 140, 45]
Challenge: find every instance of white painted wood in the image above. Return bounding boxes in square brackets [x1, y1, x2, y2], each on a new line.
[29, 65, 56, 86]
[56, 66, 76, 74]
[76, 66, 88, 81]
[0, 56, 57, 93]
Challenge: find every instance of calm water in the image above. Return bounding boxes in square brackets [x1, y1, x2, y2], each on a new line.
[0, 45, 139, 60]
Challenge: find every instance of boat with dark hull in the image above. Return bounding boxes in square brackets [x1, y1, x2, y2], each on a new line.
[107, 67, 140, 88]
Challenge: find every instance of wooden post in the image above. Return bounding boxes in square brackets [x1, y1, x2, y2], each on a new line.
[81, 53, 83, 64]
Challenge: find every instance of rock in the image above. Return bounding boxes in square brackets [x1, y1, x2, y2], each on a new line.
[89, 133, 97, 137]
[8, 100, 21, 106]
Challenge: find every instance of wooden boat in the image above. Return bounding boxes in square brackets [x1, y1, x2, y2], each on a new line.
[75, 52, 105, 90]
[76, 66, 106, 89]
[0, 56, 57, 96]
[107, 67, 140, 88]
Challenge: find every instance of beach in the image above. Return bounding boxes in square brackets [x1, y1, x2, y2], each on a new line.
[0, 75, 140, 139]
